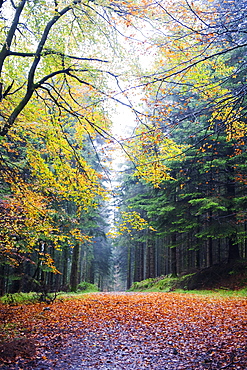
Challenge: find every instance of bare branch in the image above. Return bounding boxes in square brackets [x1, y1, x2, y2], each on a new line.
[8, 50, 109, 63]
[0, 0, 26, 73]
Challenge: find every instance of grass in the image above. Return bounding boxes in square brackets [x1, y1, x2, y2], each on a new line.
[130, 283, 247, 297]
[129, 261, 247, 296]
[0, 289, 98, 305]
[129, 272, 247, 297]
[0, 292, 39, 305]
[173, 288, 247, 297]
[0, 281, 99, 305]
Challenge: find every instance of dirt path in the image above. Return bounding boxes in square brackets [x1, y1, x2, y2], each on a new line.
[0, 292, 246, 369]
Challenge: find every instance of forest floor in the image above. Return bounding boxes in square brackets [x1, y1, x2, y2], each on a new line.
[0, 292, 246, 369]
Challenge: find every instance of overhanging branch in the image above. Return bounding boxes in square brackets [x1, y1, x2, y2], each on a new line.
[8, 50, 109, 63]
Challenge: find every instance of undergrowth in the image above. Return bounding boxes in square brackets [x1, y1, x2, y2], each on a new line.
[129, 274, 195, 292]
[77, 282, 98, 293]
[0, 284, 99, 305]
[129, 261, 247, 295]
[129, 275, 247, 297]
[0, 293, 39, 305]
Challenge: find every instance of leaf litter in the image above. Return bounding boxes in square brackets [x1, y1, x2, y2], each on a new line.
[0, 292, 246, 369]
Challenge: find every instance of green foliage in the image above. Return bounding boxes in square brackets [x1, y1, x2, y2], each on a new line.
[0, 289, 98, 305]
[188, 198, 227, 213]
[129, 260, 247, 293]
[175, 289, 247, 297]
[76, 282, 99, 293]
[130, 276, 247, 296]
[130, 278, 158, 291]
[129, 274, 195, 292]
[0, 292, 39, 305]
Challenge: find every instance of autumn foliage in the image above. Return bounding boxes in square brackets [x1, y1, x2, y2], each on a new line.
[0, 293, 246, 369]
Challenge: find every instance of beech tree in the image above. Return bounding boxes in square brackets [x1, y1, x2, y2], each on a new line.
[0, 0, 129, 293]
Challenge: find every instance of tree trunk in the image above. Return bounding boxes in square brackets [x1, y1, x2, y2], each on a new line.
[226, 145, 240, 262]
[62, 245, 69, 288]
[0, 263, 5, 296]
[146, 238, 156, 278]
[11, 262, 24, 293]
[207, 210, 213, 267]
[134, 242, 141, 282]
[70, 242, 80, 292]
[228, 235, 240, 262]
[171, 234, 177, 277]
[207, 238, 213, 267]
[126, 244, 132, 290]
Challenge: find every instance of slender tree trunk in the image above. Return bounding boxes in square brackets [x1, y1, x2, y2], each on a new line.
[226, 146, 240, 262]
[62, 245, 69, 288]
[55, 250, 61, 291]
[127, 244, 132, 290]
[11, 262, 24, 293]
[0, 263, 6, 296]
[196, 248, 200, 269]
[207, 238, 213, 267]
[140, 242, 144, 281]
[228, 236, 240, 261]
[217, 239, 221, 263]
[195, 217, 201, 269]
[207, 210, 213, 266]
[171, 234, 177, 277]
[70, 242, 80, 292]
[143, 238, 147, 279]
[40, 242, 48, 292]
[245, 223, 247, 259]
[166, 241, 170, 275]
[134, 242, 141, 282]
[47, 244, 55, 291]
[88, 260, 94, 284]
[147, 237, 155, 278]
[176, 243, 180, 274]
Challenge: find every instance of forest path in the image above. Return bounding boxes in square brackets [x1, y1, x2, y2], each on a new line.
[0, 292, 246, 369]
